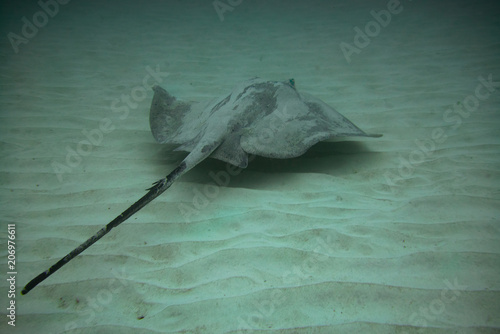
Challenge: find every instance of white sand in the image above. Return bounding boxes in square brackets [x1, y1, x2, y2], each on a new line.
[1, 0, 499, 333]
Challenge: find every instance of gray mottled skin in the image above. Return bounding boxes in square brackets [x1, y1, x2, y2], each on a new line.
[21, 78, 381, 295]
[150, 77, 381, 173]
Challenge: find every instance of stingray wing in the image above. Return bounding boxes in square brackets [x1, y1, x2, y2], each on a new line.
[240, 90, 380, 159]
[150, 85, 213, 145]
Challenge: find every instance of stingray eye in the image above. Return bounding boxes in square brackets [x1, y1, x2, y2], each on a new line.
[289, 78, 295, 88]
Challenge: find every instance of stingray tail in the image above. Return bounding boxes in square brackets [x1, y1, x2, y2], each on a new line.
[21, 162, 188, 295]
[366, 133, 383, 138]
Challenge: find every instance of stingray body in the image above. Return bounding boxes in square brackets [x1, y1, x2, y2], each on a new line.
[150, 77, 379, 173]
[22, 78, 381, 295]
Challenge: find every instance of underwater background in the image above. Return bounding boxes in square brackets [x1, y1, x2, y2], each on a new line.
[1, 0, 499, 333]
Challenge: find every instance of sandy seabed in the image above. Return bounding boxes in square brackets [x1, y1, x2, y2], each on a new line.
[1, 0, 499, 333]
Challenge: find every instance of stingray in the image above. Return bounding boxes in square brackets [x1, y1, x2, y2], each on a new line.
[22, 77, 381, 295]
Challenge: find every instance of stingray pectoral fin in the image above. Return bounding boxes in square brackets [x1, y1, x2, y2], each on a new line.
[240, 93, 381, 159]
[210, 133, 249, 168]
[150, 85, 207, 144]
[300, 92, 382, 136]
[240, 116, 336, 158]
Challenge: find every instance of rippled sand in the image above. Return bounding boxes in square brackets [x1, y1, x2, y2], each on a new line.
[1, 0, 499, 333]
